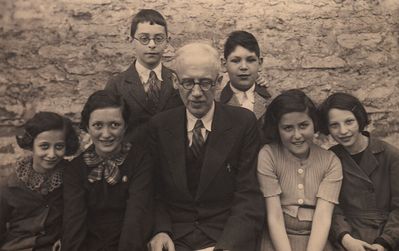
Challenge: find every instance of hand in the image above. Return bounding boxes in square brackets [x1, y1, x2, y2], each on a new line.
[256, 75, 268, 87]
[52, 239, 61, 251]
[369, 244, 386, 251]
[148, 232, 175, 251]
[341, 234, 377, 251]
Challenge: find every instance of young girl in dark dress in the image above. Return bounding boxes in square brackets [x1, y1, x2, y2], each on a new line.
[0, 112, 79, 251]
[62, 90, 153, 251]
[319, 92, 399, 251]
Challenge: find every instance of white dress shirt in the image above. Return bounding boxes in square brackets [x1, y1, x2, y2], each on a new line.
[135, 60, 163, 92]
[230, 83, 255, 112]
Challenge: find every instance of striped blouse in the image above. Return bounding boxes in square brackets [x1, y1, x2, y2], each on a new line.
[257, 143, 343, 221]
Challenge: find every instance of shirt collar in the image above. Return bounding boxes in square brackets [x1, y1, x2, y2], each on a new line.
[186, 102, 215, 132]
[135, 60, 163, 83]
[230, 83, 255, 101]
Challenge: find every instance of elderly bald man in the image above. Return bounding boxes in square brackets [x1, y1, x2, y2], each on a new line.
[148, 42, 265, 251]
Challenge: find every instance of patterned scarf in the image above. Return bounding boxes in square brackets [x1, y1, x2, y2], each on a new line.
[16, 156, 63, 195]
[83, 142, 131, 185]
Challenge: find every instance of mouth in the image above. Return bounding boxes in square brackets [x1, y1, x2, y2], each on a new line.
[237, 74, 251, 79]
[338, 136, 352, 143]
[292, 141, 305, 146]
[99, 139, 116, 146]
[145, 52, 159, 56]
[44, 159, 59, 165]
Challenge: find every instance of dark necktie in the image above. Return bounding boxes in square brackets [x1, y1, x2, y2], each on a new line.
[191, 119, 205, 158]
[147, 71, 161, 111]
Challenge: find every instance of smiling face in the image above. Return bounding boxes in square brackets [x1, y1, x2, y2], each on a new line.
[223, 45, 262, 91]
[133, 22, 168, 69]
[278, 111, 315, 159]
[32, 130, 66, 173]
[327, 108, 364, 152]
[87, 107, 126, 158]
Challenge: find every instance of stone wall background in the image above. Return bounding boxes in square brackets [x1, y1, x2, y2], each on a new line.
[1, 0, 398, 176]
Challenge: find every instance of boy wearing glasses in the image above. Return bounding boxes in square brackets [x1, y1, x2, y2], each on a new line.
[219, 31, 271, 121]
[105, 9, 182, 143]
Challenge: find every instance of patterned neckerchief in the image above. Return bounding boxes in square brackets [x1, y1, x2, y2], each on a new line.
[15, 156, 63, 195]
[83, 142, 131, 185]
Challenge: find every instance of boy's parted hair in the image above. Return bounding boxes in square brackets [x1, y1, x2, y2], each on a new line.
[130, 9, 168, 38]
[16, 112, 79, 156]
[224, 30, 260, 59]
[262, 89, 319, 144]
[318, 92, 369, 135]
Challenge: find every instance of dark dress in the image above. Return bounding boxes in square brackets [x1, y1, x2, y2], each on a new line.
[0, 157, 64, 251]
[330, 134, 399, 251]
[62, 143, 153, 251]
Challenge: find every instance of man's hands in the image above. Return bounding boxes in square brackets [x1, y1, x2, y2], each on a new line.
[341, 234, 381, 251]
[148, 232, 175, 251]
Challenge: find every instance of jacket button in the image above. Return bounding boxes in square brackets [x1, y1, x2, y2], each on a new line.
[194, 221, 199, 226]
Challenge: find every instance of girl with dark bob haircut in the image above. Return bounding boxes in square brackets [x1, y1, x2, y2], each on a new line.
[0, 111, 79, 251]
[62, 90, 153, 251]
[319, 92, 399, 251]
[262, 89, 319, 144]
[257, 89, 342, 251]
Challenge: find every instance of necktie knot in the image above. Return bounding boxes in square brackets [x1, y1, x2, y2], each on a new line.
[194, 119, 204, 130]
[191, 120, 205, 158]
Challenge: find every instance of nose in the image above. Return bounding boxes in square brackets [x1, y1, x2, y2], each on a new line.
[191, 83, 203, 97]
[293, 128, 302, 140]
[101, 127, 112, 138]
[47, 147, 56, 159]
[148, 38, 156, 48]
[239, 60, 248, 70]
[339, 124, 348, 135]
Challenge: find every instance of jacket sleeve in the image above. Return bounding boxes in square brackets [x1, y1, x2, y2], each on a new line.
[61, 159, 88, 251]
[330, 204, 353, 244]
[118, 148, 154, 251]
[378, 144, 399, 250]
[0, 180, 11, 244]
[214, 113, 265, 251]
[148, 118, 173, 237]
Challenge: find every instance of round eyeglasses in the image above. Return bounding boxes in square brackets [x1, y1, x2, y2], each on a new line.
[134, 35, 167, 45]
[179, 78, 217, 91]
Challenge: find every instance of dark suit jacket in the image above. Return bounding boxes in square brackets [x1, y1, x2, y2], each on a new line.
[149, 103, 265, 251]
[330, 134, 399, 251]
[105, 62, 183, 144]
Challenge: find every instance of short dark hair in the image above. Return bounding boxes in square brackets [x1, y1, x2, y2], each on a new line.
[80, 90, 130, 132]
[130, 9, 168, 38]
[318, 92, 369, 135]
[263, 89, 319, 144]
[16, 112, 79, 156]
[224, 30, 260, 59]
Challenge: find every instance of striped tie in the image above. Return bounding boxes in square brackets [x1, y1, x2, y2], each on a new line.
[147, 70, 161, 111]
[191, 119, 205, 158]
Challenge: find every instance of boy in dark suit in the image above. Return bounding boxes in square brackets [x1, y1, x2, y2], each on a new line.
[219, 30, 271, 121]
[105, 9, 182, 143]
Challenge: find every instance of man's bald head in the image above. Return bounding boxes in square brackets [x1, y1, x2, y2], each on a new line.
[174, 42, 220, 77]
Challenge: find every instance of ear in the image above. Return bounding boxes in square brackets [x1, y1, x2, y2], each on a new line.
[216, 75, 224, 86]
[171, 72, 179, 90]
[220, 58, 227, 73]
[258, 57, 264, 71]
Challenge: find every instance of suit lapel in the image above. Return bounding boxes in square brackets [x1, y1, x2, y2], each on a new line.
[158, 66, 176, 111]
[358, 145, 379, 177]
[162, 108, 192, 199]
[196, 104, 235, 199]
[253, 92, 267, 120]
[123, 63, 151, 112]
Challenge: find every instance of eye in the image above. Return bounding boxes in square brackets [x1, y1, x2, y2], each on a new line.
[329, 122, 339, 129]
[111, 122, 122, 129]
[345, 119, 355, 125]
[154, 35, 166, 43]
[139, 36, 150, 43]
[92, 122, 103, 130]
[247, 57, 258, 63]
[55, 143, 65, 151]
[299, 122, 310, 129]
[39, 143, 49, 150]
[282, 125, 293, 132]
[230, 58, 240, 63]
